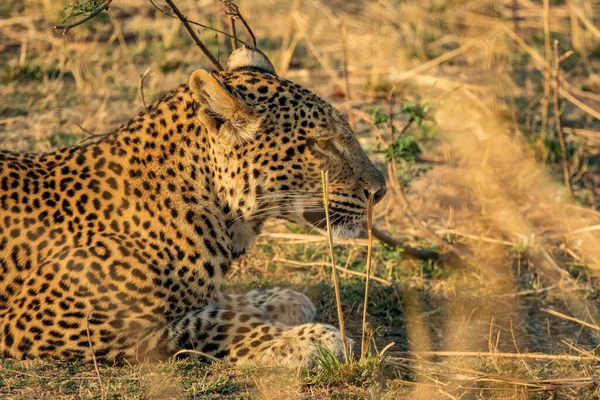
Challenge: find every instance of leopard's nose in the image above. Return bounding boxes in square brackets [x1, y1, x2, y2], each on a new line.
[364, 186, 387, 205]
[373, 186, 386, 204]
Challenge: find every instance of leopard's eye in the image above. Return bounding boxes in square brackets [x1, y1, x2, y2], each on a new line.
[316, 139, 329, 149]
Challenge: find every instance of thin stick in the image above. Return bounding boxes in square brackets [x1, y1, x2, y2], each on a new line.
[149, 0, 245, 45]
[260, 231, 438, 261]
[76, 124, 110, 144]
[234, 8, 256, 48]
[274, 258, 391, 286]
[370, 228, 439, 260]
[361, 193, 375, 359]
[321, 170, 348, 362]
[164, 0, 223, 71]
[390, 351, 596, 361]
[542, 308, 600, 332]
[86, 310, 106, 400]
[138, 68, 151, 109]
[553, 39, 573, 198]
[228, 16, 237, 50]
[220, 0, 239, 50]
[561, 340, 600, 362]
[221, 0, 256, 48]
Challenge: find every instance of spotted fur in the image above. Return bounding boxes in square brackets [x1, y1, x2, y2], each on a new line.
[0, 65, 385, 367]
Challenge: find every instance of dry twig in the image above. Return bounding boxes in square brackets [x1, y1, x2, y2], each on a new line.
[542, 308, 600, 332]
[371, 227, 439, 261]
[259, 231, 438, 261]
[221, 0, 256, 48]
[227, 16, 237, 50]
[149, 0, 244, 46]
[164, 0, 223, 71]
[274, 258, 391, 286]
[138, 68, 151, 109]
[76, 124, 110, 144]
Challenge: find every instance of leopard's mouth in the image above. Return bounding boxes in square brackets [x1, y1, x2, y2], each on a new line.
[302, 209, 364, 239]
[302, 210, 339, 229]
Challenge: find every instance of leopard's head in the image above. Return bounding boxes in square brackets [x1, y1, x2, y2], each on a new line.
[189, 47, 386, 239]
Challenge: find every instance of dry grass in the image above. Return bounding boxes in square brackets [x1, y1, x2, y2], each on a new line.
[1, 0, 600, 398]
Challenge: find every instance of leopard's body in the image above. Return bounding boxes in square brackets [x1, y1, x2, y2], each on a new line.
[0, 49, 385, 367]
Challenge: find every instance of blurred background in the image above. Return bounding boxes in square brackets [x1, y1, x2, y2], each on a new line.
[1, 0, 600, 398]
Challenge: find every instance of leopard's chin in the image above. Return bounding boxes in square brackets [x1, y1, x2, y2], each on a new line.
[331, 223, 362, 240]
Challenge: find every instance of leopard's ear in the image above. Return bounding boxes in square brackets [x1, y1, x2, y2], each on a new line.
[189, 69, 261, 143]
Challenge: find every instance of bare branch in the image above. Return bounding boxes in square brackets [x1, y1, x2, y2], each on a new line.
[76, 124, 110, 144]
[149, 0, 246, 46]
[228, 16, 237, 50]
[139, 68, 151, 109]
[221, 1, 256, 48]
[164, 0, 223, 71]
[371, 227, 439, 261]
[53, 1, 109, 33]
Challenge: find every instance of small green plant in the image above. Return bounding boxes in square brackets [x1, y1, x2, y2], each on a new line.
[307, 343, 384, 389]
[62, 0, 107, 22]
[400, 101, 432, 127]
[367, 100, 435, 187]
[385, 134, 421, 163]
[313, 341, 344, 374]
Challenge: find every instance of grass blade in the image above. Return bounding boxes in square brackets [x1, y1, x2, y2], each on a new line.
[321, 170, 348, 363]
[361, 193, 375, 359]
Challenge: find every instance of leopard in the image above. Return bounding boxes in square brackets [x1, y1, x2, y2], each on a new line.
[0, 47, 386, 368]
